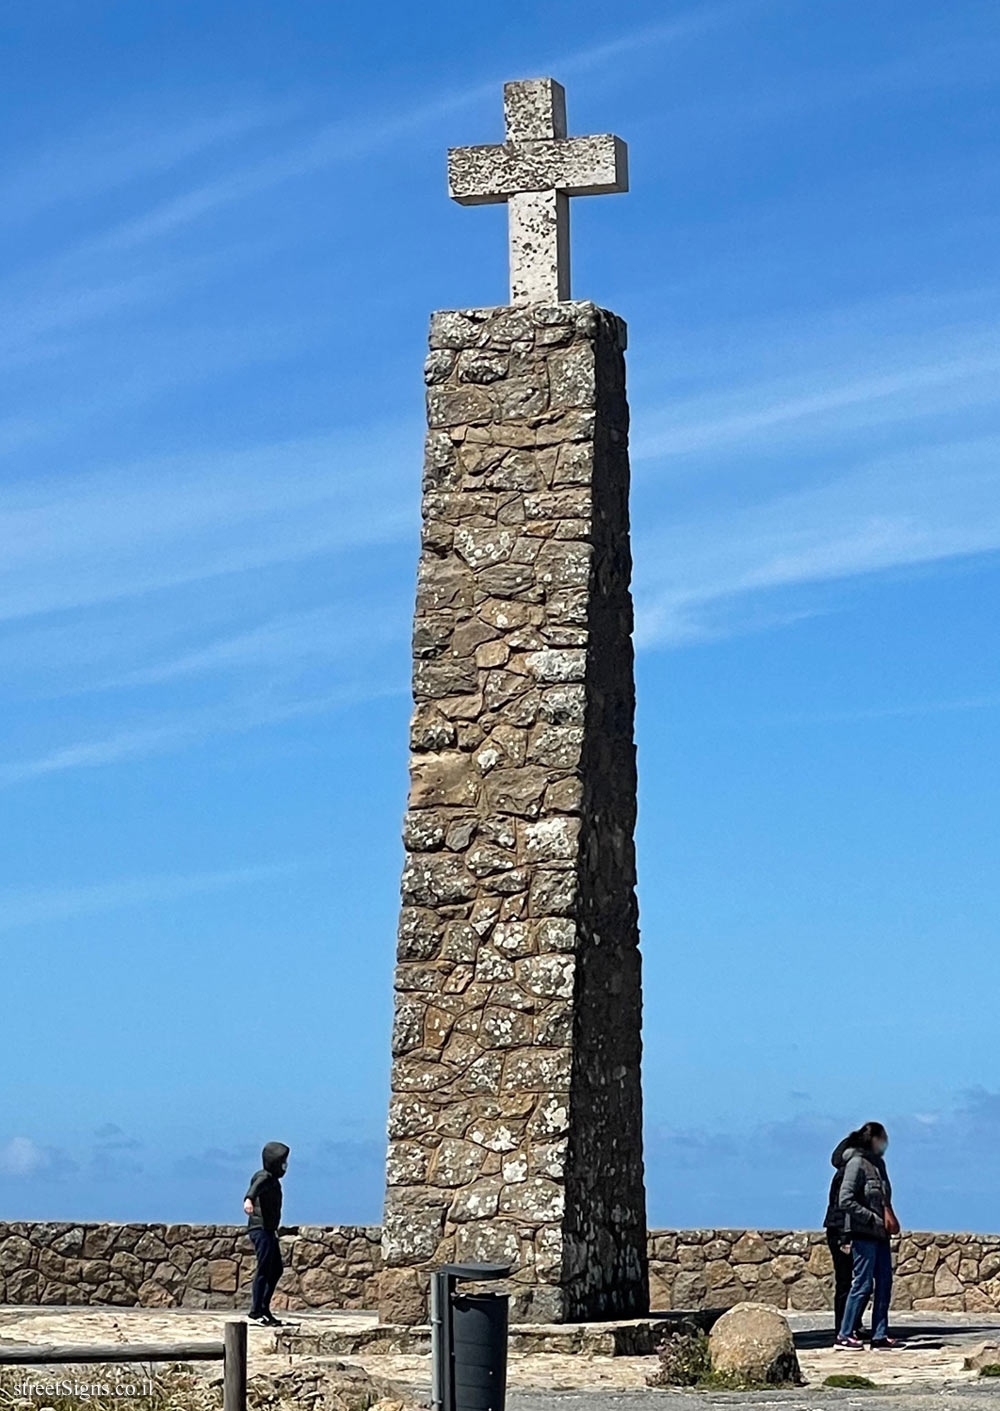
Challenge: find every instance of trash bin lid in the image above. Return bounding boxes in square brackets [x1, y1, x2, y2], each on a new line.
[439, 1262, 511, 1281]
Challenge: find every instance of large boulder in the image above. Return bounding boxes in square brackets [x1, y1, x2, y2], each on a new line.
[709, 1301, 801, 1385]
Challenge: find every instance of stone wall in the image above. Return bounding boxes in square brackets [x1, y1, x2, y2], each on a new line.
[381, 300, 647, 1326]
[0, 1223, 380, 1310]
[4, 1223, 1000, 1316]
[648, 1228, 1000, 1315]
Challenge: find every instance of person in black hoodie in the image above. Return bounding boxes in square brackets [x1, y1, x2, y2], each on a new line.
[243, 1141, 289, 1326]
[824, 1134, 869, 1339]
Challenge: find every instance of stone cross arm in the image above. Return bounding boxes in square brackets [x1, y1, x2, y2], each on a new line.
[448, 133, 628, 206]
[447, 78, 628, 305]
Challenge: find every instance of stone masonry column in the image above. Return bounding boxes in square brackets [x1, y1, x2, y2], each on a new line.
[380, 300, 648, 1325]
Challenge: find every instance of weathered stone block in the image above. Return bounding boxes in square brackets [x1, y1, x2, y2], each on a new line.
[732, 1231, 771, 1264]
[208, 1258, 238, 1292]
[935, 1263, 965, 1295]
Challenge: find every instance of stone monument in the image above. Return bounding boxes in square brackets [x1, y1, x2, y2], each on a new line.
[380, 77, 647, 1326]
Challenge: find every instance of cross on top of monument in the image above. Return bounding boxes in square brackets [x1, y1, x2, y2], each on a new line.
[448, 77, 628, 305]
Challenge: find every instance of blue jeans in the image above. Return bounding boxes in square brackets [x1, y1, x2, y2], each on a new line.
[248, 1228, 283, 1315]
[840, 1238, 892, 1340]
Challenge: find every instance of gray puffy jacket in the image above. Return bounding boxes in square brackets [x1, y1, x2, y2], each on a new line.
[838, 1145, 892, 1241]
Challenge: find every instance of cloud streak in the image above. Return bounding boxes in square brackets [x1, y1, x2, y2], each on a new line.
[635, 434, 1000, 647]
[99, 603, 406, 691]
[63, 0, 764, 259]
[627, 288, 1000, 647]
[552, 0, 769, 77]
[0, 103, 303, 230]
[0, 428, 417, 625]
[0, 858, 320, 932]
[75, 0, 990, 268]
[772, 694, 1000, 727]
[654, 28, 1000, 160]
[0, 1137, 50, 1177]
[636, 348, 1000, 460]
[0, 681, 406, 787]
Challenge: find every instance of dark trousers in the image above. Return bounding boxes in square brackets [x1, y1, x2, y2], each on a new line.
[840, 1237, 893, 1342]
[828, 1230, 869, 1334]
[248, 1228, 283, 1315]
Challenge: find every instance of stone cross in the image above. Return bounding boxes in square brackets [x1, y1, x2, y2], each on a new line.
[448, 78, 629, 304]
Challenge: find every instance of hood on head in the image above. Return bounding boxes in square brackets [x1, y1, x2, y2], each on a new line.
[832, 1136, 855, 1168]
[262, 1141, 290, 1174]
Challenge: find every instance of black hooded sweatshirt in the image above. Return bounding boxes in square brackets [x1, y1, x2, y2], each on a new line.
[245, 1142, 289, 1232]
[824, 1137, 853, 1232]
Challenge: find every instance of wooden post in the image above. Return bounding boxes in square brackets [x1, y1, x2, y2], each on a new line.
[223, 1320, 247, 1411]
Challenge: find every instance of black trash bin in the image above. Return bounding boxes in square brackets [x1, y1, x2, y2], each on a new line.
[452, 1290, 508, 1410]
[431, 1262, 510, 1411]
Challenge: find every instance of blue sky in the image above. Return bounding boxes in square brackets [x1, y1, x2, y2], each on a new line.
[1, 0, 998, 1234]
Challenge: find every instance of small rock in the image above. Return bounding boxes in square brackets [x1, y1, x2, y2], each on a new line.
[964, 1340, 1000, 1371]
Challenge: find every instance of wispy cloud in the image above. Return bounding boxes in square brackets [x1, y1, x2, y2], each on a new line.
[0, 104, 303, 229]
[0, 1137, 50, 1177]
[637, 348, 1000, 461]
[73, 80, 506, 258]
[656, 30, 1000, 153]
[0, 682, 405, 787]
[773, 694, 1000, 727]
[98, 603, 406, 691]
[47, 10, 985, 278]
[0, 719, 201, 783]
[91, 1124, 144, 1180]
[67, 0, 762, 259]
[1, 313, 336, 456]
[0, 428, 417, 625]
[628, 284, 1000, 648]
[0, 1, 776, 400]
[94, 1122, 133, 1143]
[552, 0, 769, 77]
[635, 434, 1000, 647]
[0, 858, 320, 931]
[0, 274, 174, 371]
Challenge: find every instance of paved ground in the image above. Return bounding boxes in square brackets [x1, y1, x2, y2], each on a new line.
[339, 1310, 1000, 1398]
[507, 1394, 1000, 1409]
[0, 1306, 999, 1406]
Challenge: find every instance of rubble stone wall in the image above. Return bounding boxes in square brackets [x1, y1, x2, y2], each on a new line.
[381, 301, 647, 1325]
[647, 1228, 1000, 1315]
[0, 1223, 381, 1310]
[2, 1223, 1000, 1315]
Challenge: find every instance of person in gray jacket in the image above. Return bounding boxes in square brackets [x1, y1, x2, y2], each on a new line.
[824, 1133, 869, 1338]
[836, 1122, 901, 1350]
